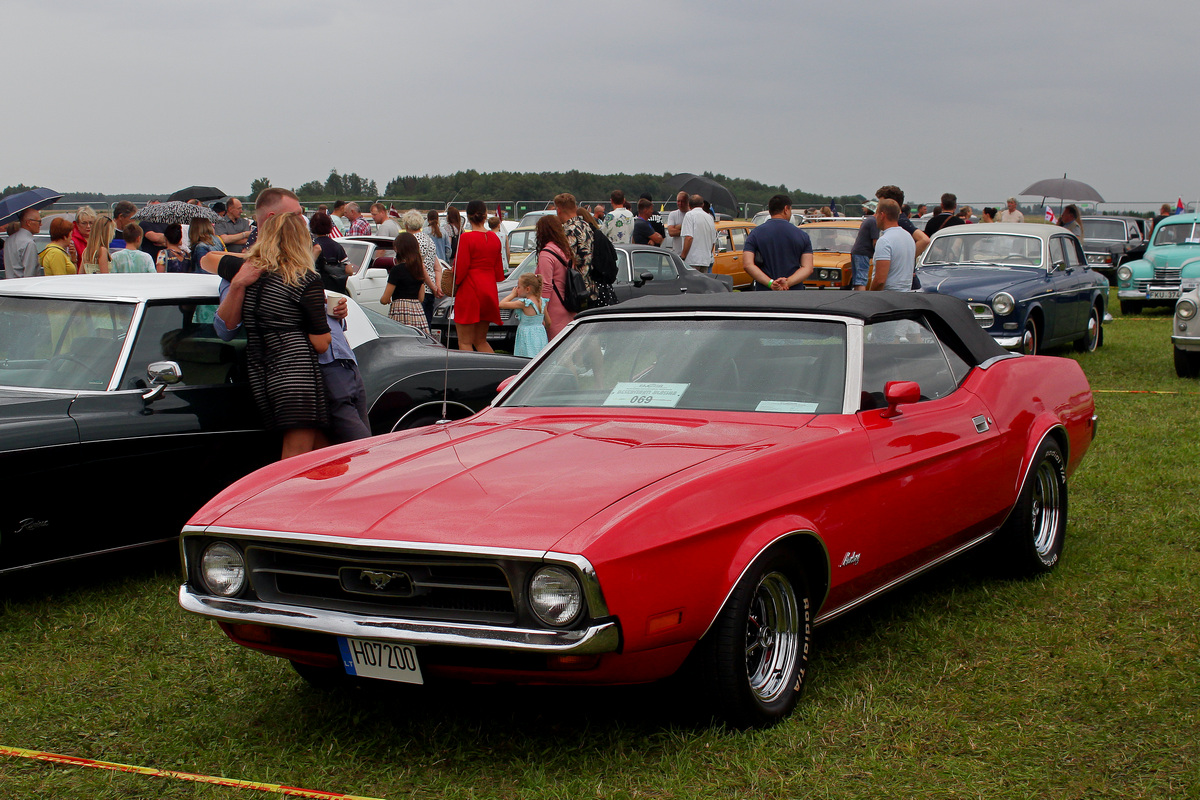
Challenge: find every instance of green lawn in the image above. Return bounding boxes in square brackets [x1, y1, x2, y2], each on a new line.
[1, 297, 1197, 799]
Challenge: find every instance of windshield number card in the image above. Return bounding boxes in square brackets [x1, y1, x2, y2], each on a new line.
[338, 637, 424, 684]
[604, 382, 689, 408]
[755, 400, 819, 413]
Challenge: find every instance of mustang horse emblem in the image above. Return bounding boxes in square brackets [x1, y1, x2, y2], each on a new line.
[360, 570, 403, 590]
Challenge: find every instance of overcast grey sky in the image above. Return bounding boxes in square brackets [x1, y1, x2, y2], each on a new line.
[5, 1, 1197, 208]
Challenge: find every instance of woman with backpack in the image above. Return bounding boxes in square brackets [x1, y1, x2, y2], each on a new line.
[533, 214, 579, 339]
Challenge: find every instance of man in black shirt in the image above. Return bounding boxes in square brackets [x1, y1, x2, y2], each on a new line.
[632, 198, 663, 246]
[924, 192, 966, 237]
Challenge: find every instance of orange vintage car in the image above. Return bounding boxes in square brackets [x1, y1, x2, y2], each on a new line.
[800, 219, 861, 289]
[712, 220, 755, 289]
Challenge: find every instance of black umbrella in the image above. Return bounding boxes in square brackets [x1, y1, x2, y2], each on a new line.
[0, 187, 63, 227]
[135, 201, 220, 225]
[167, 185, 226, 203]
[1019, 175, 1104, 204]
[667, 173, 738, 216]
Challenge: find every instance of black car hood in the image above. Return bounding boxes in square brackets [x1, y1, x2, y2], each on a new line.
[917, 265, 1045, 300]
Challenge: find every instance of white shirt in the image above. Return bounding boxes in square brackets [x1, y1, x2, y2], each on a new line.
[875, 226, 916, 291]
[680, 207, 716, 268]
[374, 218, 401, 239]
[602, 208, 635, 245]
[665, 208, 687, 252]
[999, 209, 1024, 223]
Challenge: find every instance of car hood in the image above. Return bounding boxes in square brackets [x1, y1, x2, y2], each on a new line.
[918, 265, 1043, 299]
[199, 411, 809, 552]
[1146, 247, 1200, 271]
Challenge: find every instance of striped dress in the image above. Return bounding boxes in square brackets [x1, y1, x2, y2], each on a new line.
[240, 267, 331, 430]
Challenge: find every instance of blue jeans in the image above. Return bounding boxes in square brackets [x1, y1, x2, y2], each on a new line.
[851, 254, 871, 287]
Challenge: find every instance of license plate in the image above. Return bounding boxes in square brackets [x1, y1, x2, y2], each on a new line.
[1148, 289, 1180, 300]
[337, 638, 424, 684]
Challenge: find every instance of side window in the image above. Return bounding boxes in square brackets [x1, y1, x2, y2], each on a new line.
[729, 227, 746, 250]
[861, 317, 962, 409]
[632, 251, 677, 281]
[1048, 237, 1066, 269]
[1064, 237, 1085, 267]
[715, 231, 731, 253]
[122, 303, 244, 389]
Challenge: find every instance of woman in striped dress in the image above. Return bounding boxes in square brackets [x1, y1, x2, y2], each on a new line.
[218, 212, 332, 459]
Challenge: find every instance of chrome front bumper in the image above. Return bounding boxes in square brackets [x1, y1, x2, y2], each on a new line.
[1171, 334, 1200, 351]
[994, 334, 1022, 349]
[179, 585, 621, 654]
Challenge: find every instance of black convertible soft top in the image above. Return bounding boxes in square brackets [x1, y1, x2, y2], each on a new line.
[578, 290, 1009, 365]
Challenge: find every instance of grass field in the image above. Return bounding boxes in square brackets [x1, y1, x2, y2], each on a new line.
[1, 297, 1197, 800]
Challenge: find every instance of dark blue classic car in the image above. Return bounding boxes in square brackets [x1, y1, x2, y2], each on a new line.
[0, 274, 524, 575]
[917, 223, 1109, 355]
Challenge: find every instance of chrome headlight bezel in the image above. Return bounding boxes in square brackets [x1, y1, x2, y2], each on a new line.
[1177, 298, 1198, 321]
[1117, 265, 1133, 282]
[528, 566, 584, 627]
[199, 541, 247, 597]
[991, 292, 1016, 317]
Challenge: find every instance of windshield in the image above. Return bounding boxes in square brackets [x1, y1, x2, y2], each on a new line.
[517, 211, 553, 229]
[1153, 222, 1200, 247]
[1085, 219, 1127, 241]
[501, 317, 847, 413]
[508, 230, 536, 252]
[805, 226, 858, 252]
[0, 296, 134, 390]
[923, 233, 1043, 267]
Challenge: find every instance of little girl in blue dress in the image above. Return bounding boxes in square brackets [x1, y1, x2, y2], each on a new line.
[500, 273, 549, 358]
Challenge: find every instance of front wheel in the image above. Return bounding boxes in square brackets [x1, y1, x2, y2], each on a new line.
[996, 439, 1067, 575]
[698, 551, 812, 728]
[1020, 318, 1039, 355]
[1175, 346, 1200, 378]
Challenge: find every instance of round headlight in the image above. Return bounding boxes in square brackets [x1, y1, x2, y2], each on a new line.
[991, 292, 1016, 317]
[1117, 265, 1133, 282]
[1178, 299, 1198, 321]
[528, 566, 583, 627]
[200, 542, 246, 597]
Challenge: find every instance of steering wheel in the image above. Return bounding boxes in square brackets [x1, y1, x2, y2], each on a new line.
[48, 354, 90, 371]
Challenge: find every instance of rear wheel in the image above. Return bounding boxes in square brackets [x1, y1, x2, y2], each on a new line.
[698, 551, 812, 728]
[1073, 304, 1103, 352]
[1175, 346, 1200, 378]
[997, 439, 1067, 575]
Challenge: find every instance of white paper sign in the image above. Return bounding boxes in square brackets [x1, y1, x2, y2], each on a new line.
[755, 400, 819, 413]
[603, 382, 689, 408]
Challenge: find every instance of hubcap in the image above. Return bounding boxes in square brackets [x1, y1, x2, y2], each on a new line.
[1031, 461, 1061, 556]
[745, 571, 800, 703]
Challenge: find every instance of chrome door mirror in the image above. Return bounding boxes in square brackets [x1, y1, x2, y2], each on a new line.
[143, 360, 182, 402]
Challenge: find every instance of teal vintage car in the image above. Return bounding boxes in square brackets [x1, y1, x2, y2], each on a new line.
[1116, 213, 1200, 315]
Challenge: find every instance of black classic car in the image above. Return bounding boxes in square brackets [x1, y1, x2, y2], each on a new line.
[917, 223, 1109, 355]
[432, 244, 732, 350]
[1079, 215, 1148, 281]
[0, 274, 524, 575]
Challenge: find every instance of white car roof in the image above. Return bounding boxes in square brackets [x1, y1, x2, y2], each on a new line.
[929, 222, 1065, 243]
[0, 274, 221, 302]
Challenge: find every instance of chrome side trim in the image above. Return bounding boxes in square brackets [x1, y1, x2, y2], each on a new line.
[178, 586, 620, 654]
[813, 528, 997, 625]
[0, 536, 177, 576]
[977, 353, 1020, 369]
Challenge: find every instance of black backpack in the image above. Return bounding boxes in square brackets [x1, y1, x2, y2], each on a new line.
[588, 221, 619, 285]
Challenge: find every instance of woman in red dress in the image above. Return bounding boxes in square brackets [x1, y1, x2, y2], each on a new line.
[452, 199, 505, 351]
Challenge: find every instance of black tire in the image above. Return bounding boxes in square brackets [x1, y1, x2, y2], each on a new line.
[1020, 318, 1039, 355]
[698, 551, 812, 728]
[1175, 346, 1200, 378]
[997, 439, 1067, 575]
[1119, 299, 1142, 316]
[1074, 304, 1103, 352]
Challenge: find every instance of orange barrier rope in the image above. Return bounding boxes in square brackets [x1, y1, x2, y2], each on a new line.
[1094, 389, 1199, 395]
[0, 745, 386, 799]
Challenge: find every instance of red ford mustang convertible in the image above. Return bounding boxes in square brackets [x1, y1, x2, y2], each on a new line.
[179, 292, 1096, 727]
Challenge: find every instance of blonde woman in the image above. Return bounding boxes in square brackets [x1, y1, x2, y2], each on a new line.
[80, 216, 115, 274]
[188, 217, 224, 271]
[213, 213, 332, 459]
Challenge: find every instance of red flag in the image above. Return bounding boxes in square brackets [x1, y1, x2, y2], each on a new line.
[1176, 197, 1185, 214]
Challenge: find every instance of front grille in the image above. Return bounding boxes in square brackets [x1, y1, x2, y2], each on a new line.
[244, 543, 517, 624]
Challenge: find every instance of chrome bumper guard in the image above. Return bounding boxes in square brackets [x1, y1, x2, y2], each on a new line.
[179, 585, 621, 654]
[1171, 334, 1200, 350]
[994, 334, 1022, 349]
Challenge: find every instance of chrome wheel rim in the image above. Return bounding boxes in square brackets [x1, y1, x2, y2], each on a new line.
[1085, 311, 1099, 350]
[1031, 461, 1062, 557]
[745, 571, 800, 703]
[1022, 323, 1037, 354]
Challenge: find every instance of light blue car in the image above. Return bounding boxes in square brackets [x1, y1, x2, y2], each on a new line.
[1117, 213, 1200, 315]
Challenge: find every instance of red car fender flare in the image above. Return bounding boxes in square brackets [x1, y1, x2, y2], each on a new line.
[1004, 422, 1069, 516]
[698, 523, 831, 641]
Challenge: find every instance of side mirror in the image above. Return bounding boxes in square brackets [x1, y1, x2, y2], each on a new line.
[144, 360, 181, 403]
[633, 271, 655, 288]
[881, 380, 921, 418]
